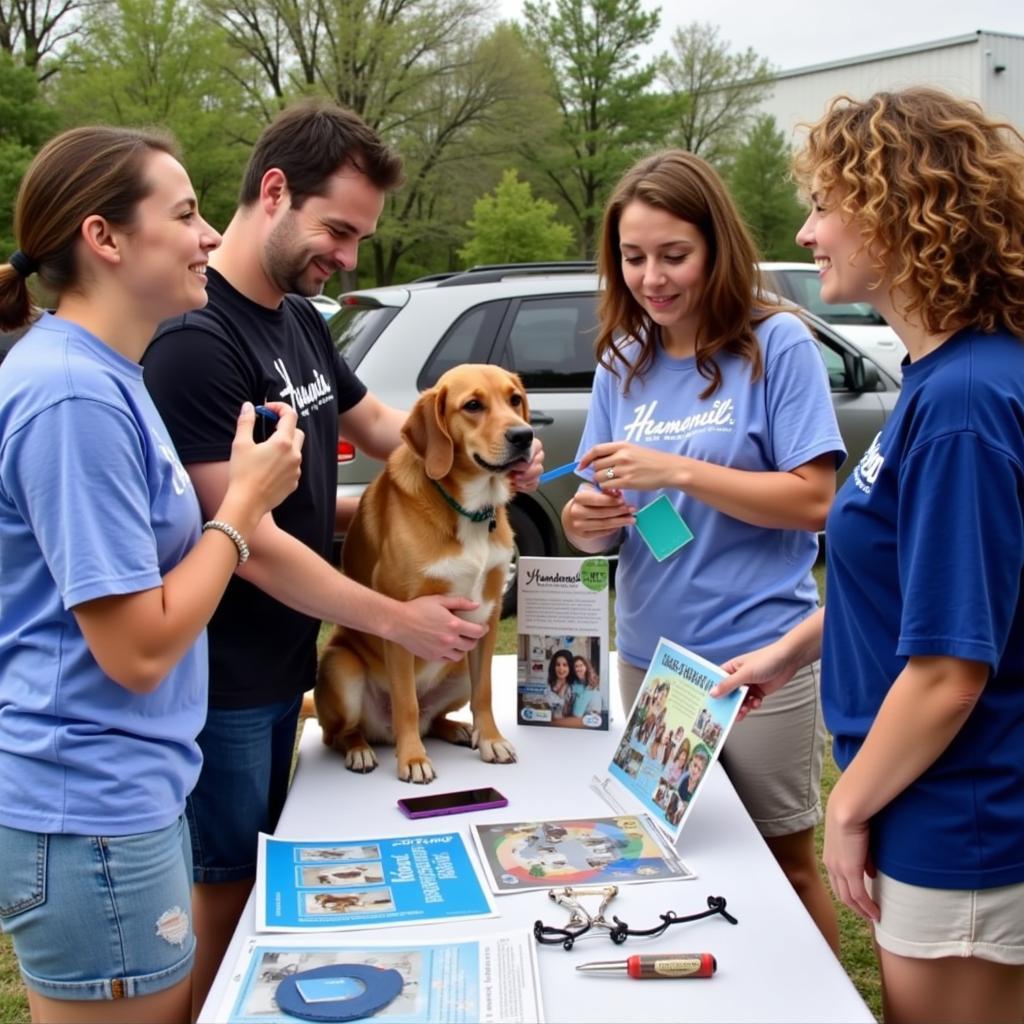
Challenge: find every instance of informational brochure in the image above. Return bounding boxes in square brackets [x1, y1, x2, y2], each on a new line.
[469, 814, 693, 894]
[605, 637, 746, 843]
[214, 931, 544, 1024]
[516, 556, 610, 729]
[255, 833, 496, 932]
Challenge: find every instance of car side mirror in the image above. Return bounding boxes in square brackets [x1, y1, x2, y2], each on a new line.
[851, 356, 881, 392]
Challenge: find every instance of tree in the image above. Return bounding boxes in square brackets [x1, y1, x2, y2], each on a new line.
[521, 0, 670, 257]
[458, 169, 573, 266]
[728, 115, 806, 261]
[659, 22, 774, 167]
[0, 50, 57, 253]
[0, 0, 106, 78]
[56, 0, 259, 229]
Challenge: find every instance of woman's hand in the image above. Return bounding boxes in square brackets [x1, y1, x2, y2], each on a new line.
[711, 640, 800, 720]
[578, 441, 684, 493]
[564, 482, 635, 539]
[823, 781, 879, 922]
[226, 401, 304, 521]
[510, 437, 545, 493]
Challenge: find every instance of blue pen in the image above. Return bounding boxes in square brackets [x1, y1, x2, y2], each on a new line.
[538, 460, 579, 484]
[254, 404, 279, 422]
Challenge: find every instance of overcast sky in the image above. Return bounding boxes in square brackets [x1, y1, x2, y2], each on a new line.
[496, 0, 1021, 72]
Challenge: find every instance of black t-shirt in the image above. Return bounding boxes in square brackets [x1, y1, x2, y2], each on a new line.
[142, 269, 367, 708]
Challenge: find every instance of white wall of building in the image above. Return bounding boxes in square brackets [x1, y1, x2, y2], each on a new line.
[760, 31, 1024, 144]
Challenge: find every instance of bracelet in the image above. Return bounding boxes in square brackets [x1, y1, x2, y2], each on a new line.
[202, 519, 250, 565]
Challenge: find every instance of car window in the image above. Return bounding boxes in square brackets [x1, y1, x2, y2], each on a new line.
[814, 336, 849, 389]
[501, 295, 598, 389]
[775, 269, 886, 327]
[329, 305, 400, 369]
[419, 302, 508, 388]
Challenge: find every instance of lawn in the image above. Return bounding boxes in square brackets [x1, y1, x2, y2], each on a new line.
[0, 564, 882, 1023]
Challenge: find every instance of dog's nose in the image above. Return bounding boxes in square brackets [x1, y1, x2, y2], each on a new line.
[505, 425, 534, 450]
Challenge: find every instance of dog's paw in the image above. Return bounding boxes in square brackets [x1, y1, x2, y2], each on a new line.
[399, 757, 437, 784]
[476, 734, 517, 764]
[345, 747, 378, 774]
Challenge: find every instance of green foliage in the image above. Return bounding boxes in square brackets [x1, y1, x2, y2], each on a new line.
[659, 22, 774, 168]
[0, 51, 57, 252]
[521, 0, 670, 256]
[55, 0, 260, 230]
[728, 115, 807, 261]
[458, 169, 573, 266]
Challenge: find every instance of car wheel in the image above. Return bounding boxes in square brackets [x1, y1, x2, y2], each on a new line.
[502, 502, 546, 618]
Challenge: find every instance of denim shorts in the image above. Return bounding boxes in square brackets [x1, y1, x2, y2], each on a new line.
[0, 816, 194, 1000]
[186, 694, 303, 883]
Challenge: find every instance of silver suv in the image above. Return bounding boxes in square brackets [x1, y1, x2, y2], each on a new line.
[328, 263, 900, 614]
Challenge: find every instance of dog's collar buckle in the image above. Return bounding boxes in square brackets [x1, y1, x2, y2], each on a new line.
[432, 480, 497, 530]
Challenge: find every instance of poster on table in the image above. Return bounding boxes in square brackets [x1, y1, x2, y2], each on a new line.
[469, 813, 693, 894]
[214, 931, 544, 1024]
[255, 832, 496, 932]
[516, 556, 610, 729]
[606, 637, 746, 842]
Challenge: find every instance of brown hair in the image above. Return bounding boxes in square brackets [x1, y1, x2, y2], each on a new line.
[239, 99, 404, 208]
[596, 149, 784, 397]
[794, 88, 1024, 337]
[0, 126, 178, 332]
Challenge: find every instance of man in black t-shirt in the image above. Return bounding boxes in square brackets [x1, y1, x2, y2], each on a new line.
[143, 101, 541, 1014]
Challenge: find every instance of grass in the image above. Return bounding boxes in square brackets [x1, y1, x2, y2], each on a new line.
[0, 562, 881, 1023]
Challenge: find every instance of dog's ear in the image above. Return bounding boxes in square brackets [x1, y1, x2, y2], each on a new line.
[402, 384, 454, 479]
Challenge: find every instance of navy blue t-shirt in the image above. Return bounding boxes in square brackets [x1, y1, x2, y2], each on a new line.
[822, 326, 1024, 889]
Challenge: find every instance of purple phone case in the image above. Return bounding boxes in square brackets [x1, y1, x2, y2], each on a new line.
[397, 791, 508, 819]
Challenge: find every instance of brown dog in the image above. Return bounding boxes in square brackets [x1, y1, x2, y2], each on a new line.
[314, 364, 533, 783]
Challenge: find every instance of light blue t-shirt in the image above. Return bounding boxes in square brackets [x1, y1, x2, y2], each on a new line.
[571, 681, 603, 716]
[576, 313, 845, 669]
[0, 314, 206, 835]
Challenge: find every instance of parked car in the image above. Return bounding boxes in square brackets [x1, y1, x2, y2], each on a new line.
[759, 261, 907, 381]
[328, 262, 900, 614]
[308, 293, 342, 319]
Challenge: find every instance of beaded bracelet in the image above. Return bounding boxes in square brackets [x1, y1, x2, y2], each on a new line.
[202, 519, 250, 565]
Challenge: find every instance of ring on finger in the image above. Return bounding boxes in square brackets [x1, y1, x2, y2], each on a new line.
[605, 467, 615, 480]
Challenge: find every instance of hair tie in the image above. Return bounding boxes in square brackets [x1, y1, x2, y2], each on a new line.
[8, 250, 38, 278]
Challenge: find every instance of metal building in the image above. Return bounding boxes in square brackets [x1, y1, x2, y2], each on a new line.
[761, 30, 1024, 141]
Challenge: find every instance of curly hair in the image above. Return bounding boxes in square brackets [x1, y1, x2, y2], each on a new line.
[793, 88, 1024, 337]
[596, 149, 787, 398]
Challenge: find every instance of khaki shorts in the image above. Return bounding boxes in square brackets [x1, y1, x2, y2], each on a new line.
[870, 871, 1024, 965]
[618, 656, 825, 838]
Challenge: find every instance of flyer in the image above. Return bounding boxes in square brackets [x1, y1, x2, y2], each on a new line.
[469, 814, 693, 894]
[606, 637, 746, 842]
[516, 556, 610, 729]
[255, 833, 496, 932]
[214, 931, 544, 1024]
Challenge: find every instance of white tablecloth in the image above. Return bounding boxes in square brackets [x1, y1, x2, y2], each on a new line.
[201, 655, 873, 1023]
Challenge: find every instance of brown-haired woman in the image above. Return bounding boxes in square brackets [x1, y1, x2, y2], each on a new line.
[562, 149, 843, 952]
[0, 126, 303, 1023]
[716, 88, 1024, 1024]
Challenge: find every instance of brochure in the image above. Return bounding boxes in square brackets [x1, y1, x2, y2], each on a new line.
[469, 814, 693, 894]
[605, 637, 746, 843]
[516, 556, 610, 729]
[255, 833, 496, 932]
[214, 931, 544, 1024]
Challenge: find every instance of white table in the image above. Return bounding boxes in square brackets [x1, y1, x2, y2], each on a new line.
[202, 656, 873, 1023]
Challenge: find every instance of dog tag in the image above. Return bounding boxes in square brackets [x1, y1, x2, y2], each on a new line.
[634, 495, 693, 561]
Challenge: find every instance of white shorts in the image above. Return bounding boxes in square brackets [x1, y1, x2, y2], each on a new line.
[617, 656, 825, 838]
[870, 870, 1024, 965]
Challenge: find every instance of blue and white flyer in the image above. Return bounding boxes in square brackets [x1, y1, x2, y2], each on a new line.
[607, 637, 746, 842]
[255, 833, 496, 932]
[213, 931, 544, 1023]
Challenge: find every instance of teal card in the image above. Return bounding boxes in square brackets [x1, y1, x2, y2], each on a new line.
[634, 495, 694, 561]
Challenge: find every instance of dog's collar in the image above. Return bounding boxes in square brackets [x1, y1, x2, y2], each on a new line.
[432, 480, 497, 531]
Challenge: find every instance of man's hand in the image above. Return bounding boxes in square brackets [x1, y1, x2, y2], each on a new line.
[388, 595, 488, 662]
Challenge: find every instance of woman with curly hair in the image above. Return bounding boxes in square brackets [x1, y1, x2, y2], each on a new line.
[561, 149, 844, 953]
[715, 88, 1024, 1023]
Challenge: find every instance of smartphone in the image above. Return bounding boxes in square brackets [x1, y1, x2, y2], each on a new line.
[397, 786, 508, 819]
